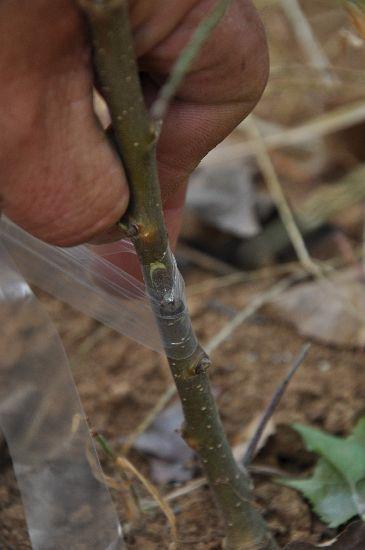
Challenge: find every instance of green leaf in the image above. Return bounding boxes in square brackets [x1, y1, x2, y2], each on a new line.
[280, 419, 365, 528]
[292, 423, 365, 486]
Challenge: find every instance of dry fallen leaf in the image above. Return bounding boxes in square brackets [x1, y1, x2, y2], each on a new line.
[132, 401, 195, 484]
[270, 269, 365, 349]
[187, 159, 262, 239]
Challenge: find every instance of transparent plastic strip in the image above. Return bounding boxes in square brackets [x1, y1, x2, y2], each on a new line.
[0, 241, 124, 550]
[0, 217, 163, 354]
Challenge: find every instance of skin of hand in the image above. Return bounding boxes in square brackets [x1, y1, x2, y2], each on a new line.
[0, 0, 269, 250]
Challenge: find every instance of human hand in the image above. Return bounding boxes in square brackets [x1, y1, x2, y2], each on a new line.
[0, 0, 268, 247]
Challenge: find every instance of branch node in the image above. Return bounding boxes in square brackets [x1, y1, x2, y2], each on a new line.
[126, 223, 140, 238]
[193, 355, 211, 376]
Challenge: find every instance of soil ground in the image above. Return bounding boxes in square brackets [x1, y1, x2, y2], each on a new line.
[1, 262, 364, 549]
[1, 4, 365, 547]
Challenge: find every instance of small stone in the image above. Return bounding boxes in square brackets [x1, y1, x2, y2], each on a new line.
[318, 360, 331, 373]
[109, 381, 130, 401]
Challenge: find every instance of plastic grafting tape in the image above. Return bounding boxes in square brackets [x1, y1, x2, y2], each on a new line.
[0, 217, 164, 354]
[0, 241, 124, 549]
[147, 246, 199, 360]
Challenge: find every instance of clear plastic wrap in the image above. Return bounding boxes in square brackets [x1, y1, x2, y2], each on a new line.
[0, 242, 124, 549]
[0, 217, 163, 354]
[147, 246, 198, 360]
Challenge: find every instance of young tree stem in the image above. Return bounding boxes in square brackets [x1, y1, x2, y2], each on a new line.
[79, 1, 277, 547]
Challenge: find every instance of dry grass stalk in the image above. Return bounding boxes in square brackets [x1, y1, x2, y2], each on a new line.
[280, 0, 337, 87]
[115, 455, 178, 545]
[244, 116, 320, 276]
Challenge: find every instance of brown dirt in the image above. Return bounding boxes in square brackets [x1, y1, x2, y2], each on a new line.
[1, 262, 364, 549]
[2, 4, 365, 548]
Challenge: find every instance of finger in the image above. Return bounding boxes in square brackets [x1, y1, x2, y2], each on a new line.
[143, 0, 269, 227]
[129, 0, 199, 57]
[0, 0, 129, 246]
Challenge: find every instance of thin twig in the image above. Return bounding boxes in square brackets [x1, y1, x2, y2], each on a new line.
[221, 99, 365, 164]
[96, 434, 178, 544]
[245, 116, 321, 277]
[242, 343, 311, 467]
[280, 0, 337, 87]
[142, 465, 294, 511]
[95, 434, 142, 523]
[178, 242, 238, 276]
[150, 0, 233, 124]
[78, 325, 110, 355]
[187, 262, 301, 297]
[205, 273, 305, 355]
[186, 251, 353, 297]
[122, 384, 176, 453]
[115, 455, 178, 545]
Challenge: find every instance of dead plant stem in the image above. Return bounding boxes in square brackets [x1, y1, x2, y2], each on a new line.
[245, 116, 320, 277]
[243, 343, 311, 467]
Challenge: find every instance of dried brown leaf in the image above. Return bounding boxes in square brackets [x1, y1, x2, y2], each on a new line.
[270, 269, 365, 349]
